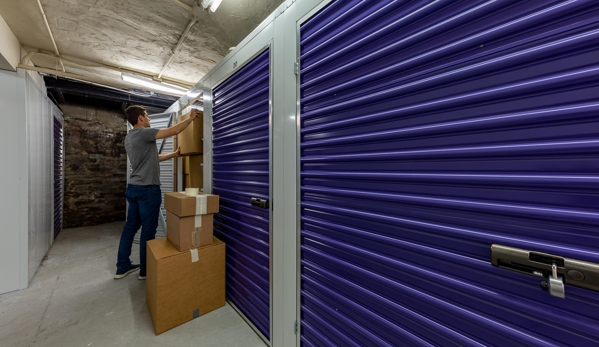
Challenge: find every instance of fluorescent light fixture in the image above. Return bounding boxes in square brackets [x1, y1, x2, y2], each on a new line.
[210, 0, 222, 11]
[122, 73, 187, 96]
[201, 0, 223, 12]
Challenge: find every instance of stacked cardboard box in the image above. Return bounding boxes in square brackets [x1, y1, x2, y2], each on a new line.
[146, 237, 225, 334]
[164, 192, 219, 251]
[184, 155, 203, 190]
[146, 191, 223, 335]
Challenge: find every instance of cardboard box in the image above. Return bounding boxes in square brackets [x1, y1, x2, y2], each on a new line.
[184, 155, 203, 189]
[167, 211, 214, 251]
[178, 111, 203, 156]
[164, 192, 219, 217]
[184, 174, 191, 188]
[146, 237, 225, 335]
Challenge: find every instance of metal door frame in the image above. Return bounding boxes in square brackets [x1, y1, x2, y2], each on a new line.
[209, 42, 274, 345]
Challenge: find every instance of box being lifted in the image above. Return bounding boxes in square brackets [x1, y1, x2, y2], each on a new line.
[178, 111, 203, 156]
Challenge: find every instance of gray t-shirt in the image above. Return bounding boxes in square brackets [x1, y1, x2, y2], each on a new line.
[125, 127, 161, 186]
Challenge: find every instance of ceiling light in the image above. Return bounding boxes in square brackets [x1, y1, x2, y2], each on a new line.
[201, 0, 223, 12]
[122, 73, 187, 96]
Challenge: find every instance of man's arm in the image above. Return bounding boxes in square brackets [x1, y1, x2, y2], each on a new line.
[159, 146, 181, 162]
[155, 109, 200, 140]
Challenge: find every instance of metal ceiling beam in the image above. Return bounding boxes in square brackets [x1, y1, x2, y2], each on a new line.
[158, 17, 198, 79]
[45, 78, 175, 108]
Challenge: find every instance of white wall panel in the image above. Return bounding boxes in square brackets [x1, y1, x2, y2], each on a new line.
[0, 70, 23, 294]
[0, 69, 55, 294]
[26, 73, 54, 281]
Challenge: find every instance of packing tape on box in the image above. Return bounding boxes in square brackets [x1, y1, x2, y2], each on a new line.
[195, 215, 202, 227]
[195, 195, 207, 215]
[190, 248, 199, 263]
[192, 229, 199, 248]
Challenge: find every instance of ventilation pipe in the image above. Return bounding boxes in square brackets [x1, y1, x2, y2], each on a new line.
[36, 0, 65, 72]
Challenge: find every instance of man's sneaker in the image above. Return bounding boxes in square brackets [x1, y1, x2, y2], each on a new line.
[114, 264, 140, 279]
[138, 269, 146, 280]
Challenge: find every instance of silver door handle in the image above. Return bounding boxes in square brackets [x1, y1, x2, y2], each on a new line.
[491, 244, 599, 299]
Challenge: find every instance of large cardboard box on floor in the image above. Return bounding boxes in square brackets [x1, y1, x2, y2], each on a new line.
[146, 237, 225, 335]
[184, 155, 203, 189]
[167, 211, 214, 251]
[164, 192, 219, 217]
[178, 111, 203, 156]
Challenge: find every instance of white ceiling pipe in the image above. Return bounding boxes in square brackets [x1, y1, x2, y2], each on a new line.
[158, 17, 197, 79]
[36, 0, 65, 72]
[17, 63, 174, 94]
[21, 51, 195, 89]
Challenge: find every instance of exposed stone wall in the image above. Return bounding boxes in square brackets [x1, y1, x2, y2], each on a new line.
[62, 104, 127, 228]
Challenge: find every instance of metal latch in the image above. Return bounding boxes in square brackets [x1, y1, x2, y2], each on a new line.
[548, 263, 565, 299]
[250, 197, 269, 209]
[491, 244, 599, 299]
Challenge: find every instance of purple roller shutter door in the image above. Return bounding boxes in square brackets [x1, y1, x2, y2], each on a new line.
[53, 117, 63, 238]
[299, 1, 599, 346]
[212, 48, 271, 340]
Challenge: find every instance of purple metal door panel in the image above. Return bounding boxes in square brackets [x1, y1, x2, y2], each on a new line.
[53, 117, 63, 238]
[212, 48, 271, 340]
[299, 1, 599, 346]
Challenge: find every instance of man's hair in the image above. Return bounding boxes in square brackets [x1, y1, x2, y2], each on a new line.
[124, 105, 147, 126]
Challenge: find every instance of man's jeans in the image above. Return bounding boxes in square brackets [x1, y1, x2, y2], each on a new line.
[117, 184, 162, 272]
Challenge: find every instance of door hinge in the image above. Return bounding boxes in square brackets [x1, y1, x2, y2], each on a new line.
[294, 61, 299, 75]
[294, 321, 298, 334]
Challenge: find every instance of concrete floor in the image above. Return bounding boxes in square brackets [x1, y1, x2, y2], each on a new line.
[0, 222, 267, 347]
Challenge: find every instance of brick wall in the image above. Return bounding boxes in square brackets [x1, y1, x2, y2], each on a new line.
[62, 104, 127, 228]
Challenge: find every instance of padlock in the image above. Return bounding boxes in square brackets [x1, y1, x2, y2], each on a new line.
[548, 263, 565, 299]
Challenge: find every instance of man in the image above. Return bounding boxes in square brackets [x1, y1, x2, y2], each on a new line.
[115, 105, 200, 280]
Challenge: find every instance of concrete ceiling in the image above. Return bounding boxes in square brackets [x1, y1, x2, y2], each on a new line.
[0, 0, 284, 92]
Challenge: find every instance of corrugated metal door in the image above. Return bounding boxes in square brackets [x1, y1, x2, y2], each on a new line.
[53, 117, 63, 238]
[299, 1, 599, 346]
[130, 112, 174, 242]
[212, 48, 271, 340]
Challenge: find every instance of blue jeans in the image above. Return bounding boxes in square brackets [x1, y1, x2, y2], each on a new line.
[117, 184, 162, 272]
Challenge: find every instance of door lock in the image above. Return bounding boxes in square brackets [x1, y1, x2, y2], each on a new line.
[250, 197, 269, 209]
[491, 244, 599, 299]
[548, 263, 565, 299]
